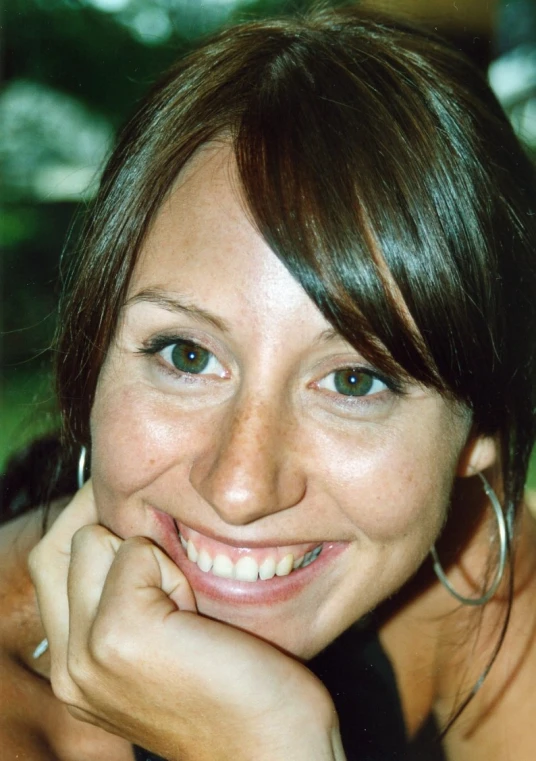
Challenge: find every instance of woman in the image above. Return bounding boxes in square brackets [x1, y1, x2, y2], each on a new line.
[1, 7, 535, 760]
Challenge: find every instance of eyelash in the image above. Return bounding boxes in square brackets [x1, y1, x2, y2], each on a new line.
[315, 368, 400, 400]
[138, 334, 225, 380]
[137, 335, 404, 399]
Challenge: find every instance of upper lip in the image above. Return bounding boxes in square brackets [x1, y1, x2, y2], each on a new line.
[173, 518, 328, 552]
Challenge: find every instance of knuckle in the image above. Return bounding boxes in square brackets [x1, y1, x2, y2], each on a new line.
[89, 620, 141, 671]
[27, 543, 46, 579]
[71, 523, 98, 549]
[50, 668, 80, 707]
[114, 535, 155, 569]
[66, 649, 90, 687]
[121, 535, 153, 554]
[72, 524, 122, 555]
[67, 704, 94, 724]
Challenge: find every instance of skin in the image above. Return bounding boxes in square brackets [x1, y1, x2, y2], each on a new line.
[6, 142, 535, 759]
[380, 495, 536, 761]
[88, 143, 474, 659]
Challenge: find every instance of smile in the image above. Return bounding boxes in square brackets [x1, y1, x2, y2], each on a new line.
[176, 523, 324, 583]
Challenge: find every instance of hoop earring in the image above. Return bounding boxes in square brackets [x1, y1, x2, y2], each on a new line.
[77, 445, 88, 489]
[431, 472, 507, 606]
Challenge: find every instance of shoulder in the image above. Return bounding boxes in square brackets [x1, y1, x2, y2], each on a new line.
[0, 502, 135, 761]
[0, 508, 56, 758]
[0, 499, 70, 661]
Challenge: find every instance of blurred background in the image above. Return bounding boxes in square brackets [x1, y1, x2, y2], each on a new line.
[1, 0, 536, 487]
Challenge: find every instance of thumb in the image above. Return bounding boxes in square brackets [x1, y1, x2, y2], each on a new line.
[97, 536, 197, 622]
[155, 545, 198, 613]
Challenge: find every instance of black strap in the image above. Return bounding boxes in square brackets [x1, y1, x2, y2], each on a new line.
[307, 622, 409, 760]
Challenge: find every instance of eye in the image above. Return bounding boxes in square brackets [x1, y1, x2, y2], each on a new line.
[317, 368, 389, 397]
[159, 339, 226, 377]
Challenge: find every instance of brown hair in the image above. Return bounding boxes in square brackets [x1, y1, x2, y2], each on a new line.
[56, 7, 536, 534]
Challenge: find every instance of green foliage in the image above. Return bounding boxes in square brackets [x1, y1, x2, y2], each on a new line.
[0, 366, 59, 472]
[528, 451, 536, 490]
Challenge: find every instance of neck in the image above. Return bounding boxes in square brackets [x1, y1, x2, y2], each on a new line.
[380, 490, 536, 759]
[435, 503, 536, 758]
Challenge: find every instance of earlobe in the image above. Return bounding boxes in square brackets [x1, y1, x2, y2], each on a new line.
[457, 434, 498, 477]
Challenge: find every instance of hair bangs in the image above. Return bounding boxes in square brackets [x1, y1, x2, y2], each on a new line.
[233, 32, 488, 397]
[54, 9, 536, 510]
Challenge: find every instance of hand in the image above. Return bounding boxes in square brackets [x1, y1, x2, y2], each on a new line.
[29, 484, 345, 761]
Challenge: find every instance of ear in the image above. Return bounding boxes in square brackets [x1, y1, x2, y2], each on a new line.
[456, 434, 498, 477]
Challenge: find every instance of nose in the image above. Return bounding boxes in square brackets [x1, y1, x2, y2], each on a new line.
[189, 395, 307, 526]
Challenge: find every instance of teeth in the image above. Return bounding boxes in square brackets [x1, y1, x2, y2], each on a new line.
[212, 553, 234, 578]
[187, 539, 198, 563]
[275, 554, 294, 577]
[197, 549, 213, 573]
[235, 556, 259, 582]
[179, 532, 323, 582]
[259, 556, 276, 580]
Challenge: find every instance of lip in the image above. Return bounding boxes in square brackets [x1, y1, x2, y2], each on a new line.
[152, 508, 347, 606]
[177, 521, 323, 565]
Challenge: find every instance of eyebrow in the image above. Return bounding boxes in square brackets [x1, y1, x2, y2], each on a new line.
[126, 286, 344, 346]
[124, 287, 231, 333]
[316, 327, 339, 344]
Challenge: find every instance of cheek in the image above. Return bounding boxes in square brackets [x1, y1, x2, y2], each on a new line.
[308, 417, 460, 547]
[90, 381, 207, 504]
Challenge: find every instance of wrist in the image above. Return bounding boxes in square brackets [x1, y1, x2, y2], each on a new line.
[330, 724, 346, 761]
[258, 682, 346, 761]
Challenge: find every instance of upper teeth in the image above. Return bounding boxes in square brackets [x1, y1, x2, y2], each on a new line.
[180, 535, 322, 583]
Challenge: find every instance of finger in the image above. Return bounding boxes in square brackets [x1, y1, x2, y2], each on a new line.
[28, 481, 99, 664]
[90, 538, 196, 656]
[67, 524, 122, 654]
[106, 536, 196, 613]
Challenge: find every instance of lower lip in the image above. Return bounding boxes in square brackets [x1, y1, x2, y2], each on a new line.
[152, 510, 346, 605]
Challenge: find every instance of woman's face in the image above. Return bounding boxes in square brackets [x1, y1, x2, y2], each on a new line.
[91, 144, 472, 659]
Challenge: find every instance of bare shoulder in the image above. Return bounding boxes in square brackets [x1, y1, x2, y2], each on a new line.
[0, 502, 134, 761]
[0, 502, 70, 651]
[0, 508, 56, 757]
[0, 648, 57, 760]
[0, 508, 46, 642]
[0, 643, 134, 761]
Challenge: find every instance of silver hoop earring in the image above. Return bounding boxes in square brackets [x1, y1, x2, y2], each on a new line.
[431, 472, 508, 606]
[77, 445, 88, 489]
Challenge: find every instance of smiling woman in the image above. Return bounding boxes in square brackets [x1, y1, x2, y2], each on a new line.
[88, 143, 468, 663]
[1, 6, 536, 761]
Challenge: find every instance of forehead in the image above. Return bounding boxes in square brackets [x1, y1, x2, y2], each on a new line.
[126, 143, 329, 335]
[131, 144, 261, 284]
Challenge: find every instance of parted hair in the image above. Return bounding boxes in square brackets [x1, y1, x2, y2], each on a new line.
[55, 7, 536, 532]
